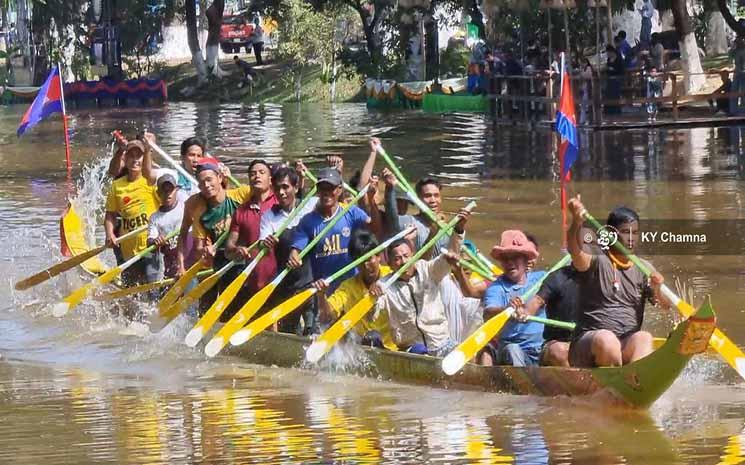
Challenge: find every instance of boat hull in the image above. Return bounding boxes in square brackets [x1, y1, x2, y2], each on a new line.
[226, 299, 716, 409]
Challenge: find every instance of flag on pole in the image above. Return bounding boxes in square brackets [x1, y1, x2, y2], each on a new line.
[554, 54, 579, 248]
[17, 66, 64, 137]
[555, 57, 579, 181]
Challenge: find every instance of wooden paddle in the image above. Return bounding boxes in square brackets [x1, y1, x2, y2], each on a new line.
[441, 254, 572, 375]
[14, 225, 147, 291]
[94, 269, 214, 301]
[229, 225, 417, 347]
[157, 230, 231, 315]
[52, 230, 179, 317]
[374, 143, 497, 277]
[185, 186, 320, 347]
[305, 202, 476, 364]
[203, 185, 371, 358]
[582, 211, 745, 380]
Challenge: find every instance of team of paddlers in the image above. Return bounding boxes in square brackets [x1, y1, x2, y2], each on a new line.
[99, 131, 673, 368]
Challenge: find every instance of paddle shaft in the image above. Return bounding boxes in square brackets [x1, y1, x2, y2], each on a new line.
[457, 258, 496, 282]
[15, 224, 147, 291]
[375, 145, 493, 277]
[96, 269, 214, 301]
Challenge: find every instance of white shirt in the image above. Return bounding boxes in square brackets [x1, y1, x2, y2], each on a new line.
[440, 274, 483, 343]
[259, 196, 319, 239]
[375, 233, 462, 351]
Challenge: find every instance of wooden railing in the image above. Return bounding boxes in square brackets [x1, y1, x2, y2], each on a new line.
[485, 70, 745, 125]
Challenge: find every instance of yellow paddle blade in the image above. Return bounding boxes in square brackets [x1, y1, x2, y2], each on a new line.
[230, 288, 317, 346]
[160, 267, 226, 321]
[52, 266, 124, 317]
[184, 271, 250, 348]
[306, 293, 376, 364]
[95, 279, 170, 301]
[441, 308, 512, 375]
[204, 281, 279, 358]
[158, 262, 203, 315]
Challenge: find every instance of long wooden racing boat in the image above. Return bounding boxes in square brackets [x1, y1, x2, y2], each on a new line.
[226, 300, 716, 409]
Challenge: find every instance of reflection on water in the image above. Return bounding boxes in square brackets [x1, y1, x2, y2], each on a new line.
[2, 102, 745, 463]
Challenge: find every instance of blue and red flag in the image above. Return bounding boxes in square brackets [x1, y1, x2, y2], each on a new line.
[554, 56, 579, 248]
[17, 66, 64, 137]
[555, 60, 579, 181]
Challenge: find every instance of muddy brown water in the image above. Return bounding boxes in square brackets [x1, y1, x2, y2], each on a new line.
[1, 102, 745, 464]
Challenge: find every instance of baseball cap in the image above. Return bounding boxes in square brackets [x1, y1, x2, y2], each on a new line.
[195, 157, 221, 174]
[125, 139, 146, 155]
[393, 186, 412, 203]
[316, 167, 342, 187]
[156, 169, 178, 189]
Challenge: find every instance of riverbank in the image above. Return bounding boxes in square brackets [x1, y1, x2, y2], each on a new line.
[160, 55, 365, 104]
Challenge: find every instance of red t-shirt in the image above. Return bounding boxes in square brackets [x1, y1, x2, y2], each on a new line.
[230, 192, 278, 294]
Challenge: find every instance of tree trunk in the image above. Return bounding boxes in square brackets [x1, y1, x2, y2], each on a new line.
[707, 10, 728, 55]
[294, 67, 302, 101]
[717, 0, 745, 37]
[205, 0, 227, 77]
[186, 0, 207, 84]
[672, 0, 705, 92]
[424, 16, 439, 81]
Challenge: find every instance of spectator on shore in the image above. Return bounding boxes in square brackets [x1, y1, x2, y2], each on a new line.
[234, 55, 257, 89]
[579, 58, 594, 125]
[640, 0, 655, 45]
[606, 45, 625, 115]
[709, 70, 732, 115]
[730, 38, 745, 115]
[250, 18, 265, 65]
[650, 33, 665, 71]
[616, 31, 632, 62]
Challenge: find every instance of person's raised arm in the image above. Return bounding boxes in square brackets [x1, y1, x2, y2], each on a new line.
[108, 145, 126, 179]
[450, 260, 488, 299]
[359, 137, 380, 188]
[141, 132, 158, 185]
[567, 195, 592, 272]
[104, 211, 118, 248]
[362, 175, 384, 239]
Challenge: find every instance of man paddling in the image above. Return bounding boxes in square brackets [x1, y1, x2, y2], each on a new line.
[176, 158, 252, 309]
[566, 196, 669, 367]
[223, 160, 277, 318]
[512, 264, 579, 367]
[314, 229, 398, 350]
[372, 208, 470, 357]
[288, 167, 371, 333]
[104, 139, 160, 286]
[146, 171, 184, 289]
[260, 166, 318, 334]
[480, 230, 546, 367]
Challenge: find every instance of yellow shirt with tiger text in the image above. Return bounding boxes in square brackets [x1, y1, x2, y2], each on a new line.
[105, 175, 160, 259]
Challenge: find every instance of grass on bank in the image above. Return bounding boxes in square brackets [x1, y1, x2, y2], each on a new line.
[161, 55, 365, 104]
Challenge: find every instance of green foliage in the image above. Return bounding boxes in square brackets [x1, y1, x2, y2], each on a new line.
[440, 40, 470, 77]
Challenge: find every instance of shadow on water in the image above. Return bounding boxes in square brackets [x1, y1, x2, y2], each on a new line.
[2, 103, 745, 463]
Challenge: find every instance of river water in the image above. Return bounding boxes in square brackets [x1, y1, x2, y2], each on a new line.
[1, 102, 745, 464]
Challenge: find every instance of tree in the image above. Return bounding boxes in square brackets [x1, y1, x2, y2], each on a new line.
[275, 0, 335, 100]
[670, 0, 705, 92]
[717, 0, 745, 37]
[186, 0, 208, 84]
[205, 0, 228, 77]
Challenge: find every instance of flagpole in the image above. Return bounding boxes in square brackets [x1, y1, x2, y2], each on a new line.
[559, 52, 568, 251]
[57, 62, 72, 174]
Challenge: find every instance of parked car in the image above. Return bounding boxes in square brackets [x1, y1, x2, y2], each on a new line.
[220, 14, 254, 54]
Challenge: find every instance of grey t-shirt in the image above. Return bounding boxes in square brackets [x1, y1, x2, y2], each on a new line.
[574, 253, 655, 338]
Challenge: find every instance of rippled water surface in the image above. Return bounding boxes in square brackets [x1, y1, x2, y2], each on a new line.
[1, 102, 745, 464]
